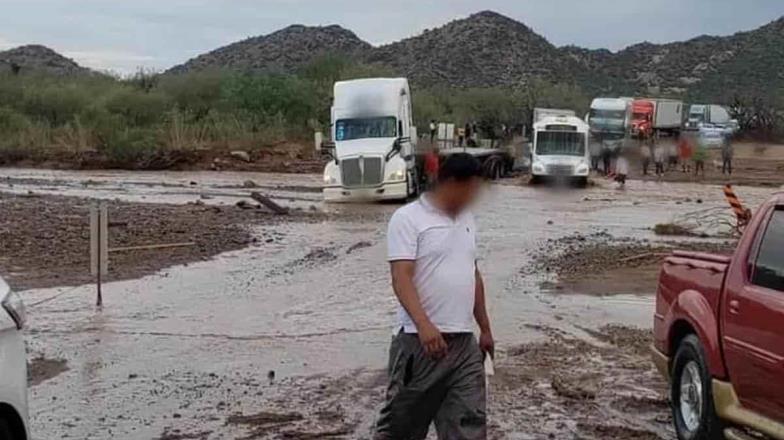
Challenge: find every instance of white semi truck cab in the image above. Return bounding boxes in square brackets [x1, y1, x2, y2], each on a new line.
[530, 115, 591, 185]
[588, 97, 630, 155]
[321, 78, 419, 203]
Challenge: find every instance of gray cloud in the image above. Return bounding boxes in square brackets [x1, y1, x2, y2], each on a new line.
[1, 0, 782, 74]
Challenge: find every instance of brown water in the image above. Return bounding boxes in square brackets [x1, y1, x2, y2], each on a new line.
[4, 168, 777, 439]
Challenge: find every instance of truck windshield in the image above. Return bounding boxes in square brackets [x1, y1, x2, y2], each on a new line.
[536, 131, 586, 156]
[335, 117, 397, 141]
[590, 109, 626, 120]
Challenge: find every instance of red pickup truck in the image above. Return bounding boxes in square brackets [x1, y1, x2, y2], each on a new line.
[653, 193, 784, 440]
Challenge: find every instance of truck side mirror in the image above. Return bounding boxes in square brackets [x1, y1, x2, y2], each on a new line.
[386, 139, 403, 162]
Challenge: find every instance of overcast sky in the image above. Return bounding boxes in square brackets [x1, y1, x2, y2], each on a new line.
[1, 0, 783, 74]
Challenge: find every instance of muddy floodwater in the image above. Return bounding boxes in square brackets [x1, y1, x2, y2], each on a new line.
[3, 168, 779, 439]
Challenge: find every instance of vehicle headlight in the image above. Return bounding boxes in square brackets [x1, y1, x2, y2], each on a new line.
[388, 169, 406, 182]
[532, 162, 545, 172]
[2, 290, 26, 330]
[323, 168, 338, 185]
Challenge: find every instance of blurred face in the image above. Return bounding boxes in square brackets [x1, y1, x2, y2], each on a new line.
[439, 177, 484, 213]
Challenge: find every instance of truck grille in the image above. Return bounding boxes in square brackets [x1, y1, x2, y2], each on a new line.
[341, 156, 384, 187]
[546, 164, 574, 176]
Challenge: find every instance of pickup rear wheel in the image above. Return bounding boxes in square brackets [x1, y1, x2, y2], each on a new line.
[671, 334, 724, 440]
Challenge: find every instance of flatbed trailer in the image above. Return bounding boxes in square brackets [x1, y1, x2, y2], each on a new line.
[414, 144, 516, 182]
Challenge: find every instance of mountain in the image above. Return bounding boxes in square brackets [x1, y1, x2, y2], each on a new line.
[168, 24, 371, 74]
[365, 11, 580, 88]
[0, 45, 92, 76]
[167, 11, 784, 101]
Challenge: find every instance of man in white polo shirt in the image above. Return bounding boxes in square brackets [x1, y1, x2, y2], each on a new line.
[375, 153, 493, 440]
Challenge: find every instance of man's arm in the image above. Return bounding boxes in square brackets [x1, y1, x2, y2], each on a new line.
[474, 265, 494, 357]
[390, 261, 447, 358]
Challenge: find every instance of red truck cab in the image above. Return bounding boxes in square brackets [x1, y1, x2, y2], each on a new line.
[631, 100, 654, 139]
[653, 192, 784, 440]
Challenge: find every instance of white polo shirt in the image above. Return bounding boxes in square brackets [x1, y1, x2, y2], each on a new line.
[387, 195, 477, 334]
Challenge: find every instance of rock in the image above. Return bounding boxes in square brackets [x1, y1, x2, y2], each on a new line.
[242, 180, 258, 188]
[230, 150, 251, 162]
[347, 241, 372, 254]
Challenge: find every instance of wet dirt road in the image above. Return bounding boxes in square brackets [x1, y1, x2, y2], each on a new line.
[5, 168, 779, 439]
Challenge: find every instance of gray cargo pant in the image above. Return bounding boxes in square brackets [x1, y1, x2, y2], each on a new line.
[374, 332, 487, 439]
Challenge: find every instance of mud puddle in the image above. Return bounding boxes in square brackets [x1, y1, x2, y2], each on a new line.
[28, 355, 69, 387]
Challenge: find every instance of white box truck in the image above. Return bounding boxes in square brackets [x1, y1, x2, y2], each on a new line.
[530, 115, 591, 186]
[320, 78, 419, 203]
[685, 104, 734, 130]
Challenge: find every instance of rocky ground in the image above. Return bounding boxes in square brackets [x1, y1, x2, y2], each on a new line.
[148, 324, 670, 440]
[525, 231, 737, 296]
[0, 191, 323, 291]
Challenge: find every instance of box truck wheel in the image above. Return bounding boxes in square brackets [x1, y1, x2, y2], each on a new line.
[671, 334, 724, 440]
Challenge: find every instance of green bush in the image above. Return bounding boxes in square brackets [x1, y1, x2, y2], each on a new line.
[103, 88, 171, 126]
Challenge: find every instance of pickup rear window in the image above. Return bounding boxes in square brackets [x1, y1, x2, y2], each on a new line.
[752, 209, 784, 291]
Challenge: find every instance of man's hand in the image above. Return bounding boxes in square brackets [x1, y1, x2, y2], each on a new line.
[418, 320, 447, 358]
[479, 331, 495, 359]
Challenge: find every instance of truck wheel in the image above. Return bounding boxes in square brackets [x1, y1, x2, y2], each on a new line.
[0, 418, 21, 440]
[407, 170, 420, 198]
[671, 334, 724, 440]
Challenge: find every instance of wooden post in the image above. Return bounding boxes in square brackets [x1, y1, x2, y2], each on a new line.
[90, 203, 108, 307]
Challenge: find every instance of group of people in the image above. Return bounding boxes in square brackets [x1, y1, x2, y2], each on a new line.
[592, 132, 735, 189]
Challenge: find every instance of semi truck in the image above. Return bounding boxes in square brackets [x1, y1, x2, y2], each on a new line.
[319, 78, 515, 203]
[530, 115, 591, 186]
[685, 104, 734, 131]
[652, 192, 784, 440]
[630, 98, 683, 139]
[321, 78, 420, 203]
[587, 98, 630, 154]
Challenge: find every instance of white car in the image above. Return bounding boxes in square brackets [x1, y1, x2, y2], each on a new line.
[0, 277, 29, 440]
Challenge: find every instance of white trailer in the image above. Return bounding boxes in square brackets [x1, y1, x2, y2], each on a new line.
[652, 99, 683, 131]
[320, 78, 419, 203]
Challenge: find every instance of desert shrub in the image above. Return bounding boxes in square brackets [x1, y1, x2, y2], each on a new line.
[103, 88, 171, 126]
[21, 83, 90, 126]
[157, 70, 225, 120]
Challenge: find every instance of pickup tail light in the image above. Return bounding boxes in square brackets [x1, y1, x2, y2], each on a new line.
[1, 290, 26, 330]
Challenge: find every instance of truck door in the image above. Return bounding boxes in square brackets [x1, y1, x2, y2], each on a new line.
[723, 206, 784, 420]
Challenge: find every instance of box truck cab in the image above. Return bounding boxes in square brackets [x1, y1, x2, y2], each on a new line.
[631, 98, 683, 139]
[588, 98, 629, 152]
[686, 104, 732, 130]
[530, 115, 591, 185]
[322, 78, 418, 203]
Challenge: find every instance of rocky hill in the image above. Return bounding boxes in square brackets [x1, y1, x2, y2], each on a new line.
[169, 24, 371, 74]
[169, 10, 784, 101]
[0, 45, 92, 76]
[365, 11, 580, 88]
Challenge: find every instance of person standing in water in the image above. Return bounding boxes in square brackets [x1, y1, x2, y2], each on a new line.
[375, 153, 493, 440]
